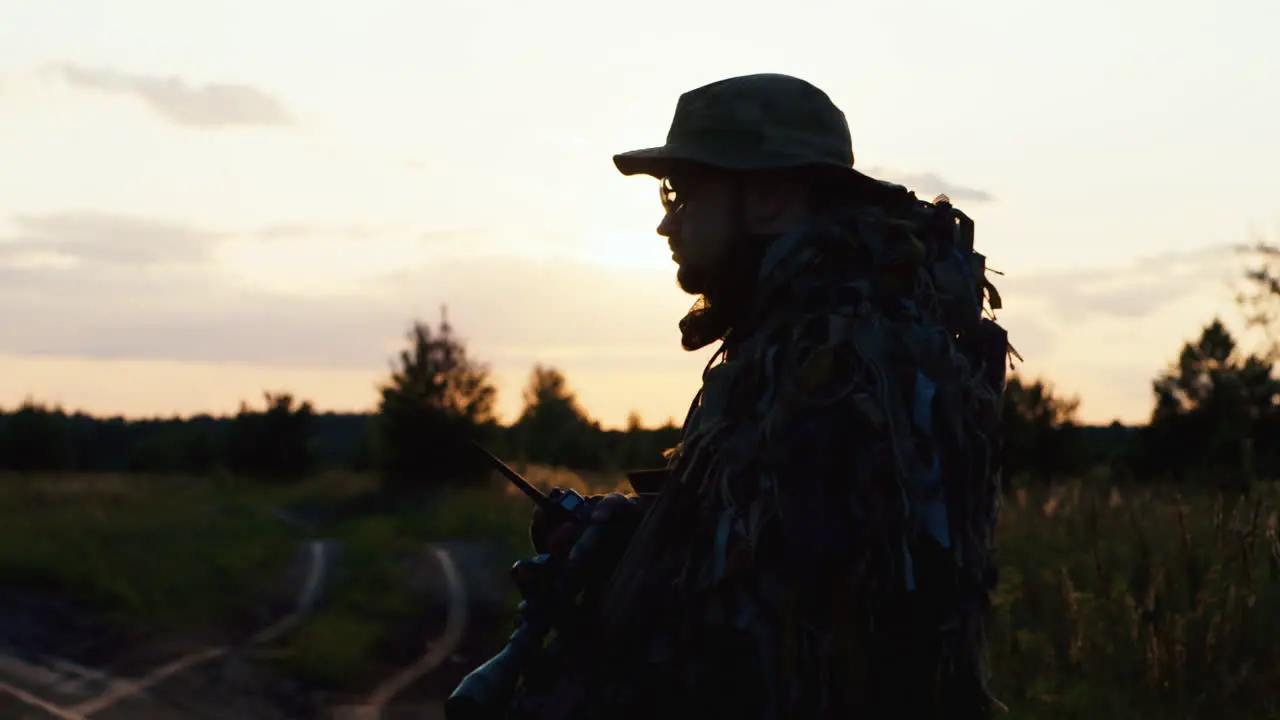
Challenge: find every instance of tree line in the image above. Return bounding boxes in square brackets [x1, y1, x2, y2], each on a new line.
[0, 315, 682, 494]
[998, 239, 1280, 493]
[4, 242, 1280, 494]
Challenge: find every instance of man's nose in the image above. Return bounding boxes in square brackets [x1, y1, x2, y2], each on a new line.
[657, 210, 677, 238]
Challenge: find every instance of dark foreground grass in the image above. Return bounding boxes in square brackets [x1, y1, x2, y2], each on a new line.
[989, 478, 1280, 719]
[0, 468, 537, 690]
[0, 472, 308, 633]
[6, 468, 1277, 717]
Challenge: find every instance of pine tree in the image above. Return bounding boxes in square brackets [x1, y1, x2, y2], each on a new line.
[374, 307, 497, 495]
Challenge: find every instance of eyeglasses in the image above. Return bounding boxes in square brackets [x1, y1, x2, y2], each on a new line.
[659, 176, 686, 215]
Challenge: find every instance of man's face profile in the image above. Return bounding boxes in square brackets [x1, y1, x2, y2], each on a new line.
[656, 171, 740, 296]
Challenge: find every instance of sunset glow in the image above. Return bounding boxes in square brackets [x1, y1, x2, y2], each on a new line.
[2, 0, 1277, 428]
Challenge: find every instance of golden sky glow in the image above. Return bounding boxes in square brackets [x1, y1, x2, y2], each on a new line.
[2, 0, 1277, 427]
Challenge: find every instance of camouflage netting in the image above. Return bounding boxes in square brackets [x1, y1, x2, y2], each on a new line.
[571, 191, 1010, 719]
[511, 73, 1013, 720]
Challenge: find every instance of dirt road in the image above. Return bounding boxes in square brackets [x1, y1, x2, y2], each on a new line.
[0, 540, 511, 720]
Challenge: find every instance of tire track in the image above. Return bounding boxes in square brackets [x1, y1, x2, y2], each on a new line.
[331, 544, 469, 720]
[0, 539, 329, 719]
[0, 678, 84, 720]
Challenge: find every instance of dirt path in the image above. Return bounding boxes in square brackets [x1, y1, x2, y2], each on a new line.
[326, 546, 466, 720]
[0, 540, 510, 720]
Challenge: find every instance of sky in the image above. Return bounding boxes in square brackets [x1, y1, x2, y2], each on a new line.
[1, 0, 1277, 428]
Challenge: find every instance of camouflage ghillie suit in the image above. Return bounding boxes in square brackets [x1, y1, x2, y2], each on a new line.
[516, 75, 1010, 720]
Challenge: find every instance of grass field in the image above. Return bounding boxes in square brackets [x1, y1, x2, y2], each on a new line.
[1, 468, 1277, 717]
[0, 465, 620, 691]
[990, 476, 1280, 718]
[0, 471, 307, 632]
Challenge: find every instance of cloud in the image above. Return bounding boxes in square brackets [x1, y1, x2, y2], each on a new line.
[995, 311, 1057, 358]
[44, 63, 294, 128]
[0, 212, 222, 267]
[0, 212, 1249, 429]
[0, 258, 686, 372]
[984, 245, 1259, 423]
[255, 223, 390, 241]
[0, 209, 1256, 429]
[864, 167, 995, 202]
[996, 245, 1242, 323]
[0, 213, 688, 373]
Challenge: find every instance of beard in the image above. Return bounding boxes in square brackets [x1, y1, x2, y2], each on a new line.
[672, 232, 776, 351]
[675, 262, 709, 296]
[674, 233, 771, 303]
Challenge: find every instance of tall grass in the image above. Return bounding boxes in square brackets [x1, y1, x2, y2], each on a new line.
[989, 479, 1280, 718]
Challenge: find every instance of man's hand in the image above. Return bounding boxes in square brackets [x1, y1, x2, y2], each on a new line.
[530, 490, 641, 556]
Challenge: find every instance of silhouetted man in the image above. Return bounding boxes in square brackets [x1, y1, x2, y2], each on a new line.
[508, 73, 1009, 720]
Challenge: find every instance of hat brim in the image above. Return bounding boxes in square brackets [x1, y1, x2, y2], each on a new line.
[612, 144, 724, 178]
[613, 144, 883, 187]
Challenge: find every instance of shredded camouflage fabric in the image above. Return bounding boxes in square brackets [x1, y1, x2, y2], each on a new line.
[526, 192, 1012, 720]
[503, 73, 1010, 720]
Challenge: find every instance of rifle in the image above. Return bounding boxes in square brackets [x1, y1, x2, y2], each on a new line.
[446, 440, 663, 720]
